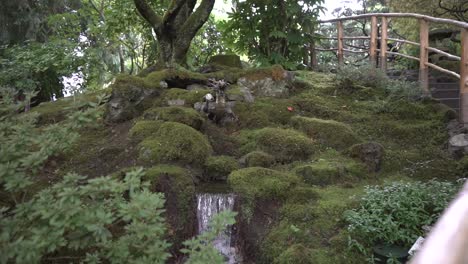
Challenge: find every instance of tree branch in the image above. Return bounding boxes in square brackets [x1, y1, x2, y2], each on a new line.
[133, 0, 163, 29]
[180, 0, 215, 38]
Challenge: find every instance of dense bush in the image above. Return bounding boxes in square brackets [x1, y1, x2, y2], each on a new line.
[344, 180, 463, 249]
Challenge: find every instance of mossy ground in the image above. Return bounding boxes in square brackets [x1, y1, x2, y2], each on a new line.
[34, 66, 462, 263]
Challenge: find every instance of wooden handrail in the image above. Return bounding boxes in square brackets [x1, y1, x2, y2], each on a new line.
[319, 13, 468, 28]
[311, 12, 468, 123]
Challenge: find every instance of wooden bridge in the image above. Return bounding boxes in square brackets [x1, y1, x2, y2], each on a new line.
[311, 13, 468, 123]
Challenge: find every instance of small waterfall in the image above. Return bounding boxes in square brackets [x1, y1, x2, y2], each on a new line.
[197, 193, 239, 263]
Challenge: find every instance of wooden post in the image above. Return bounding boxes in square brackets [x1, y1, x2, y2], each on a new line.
[337, 21, 344, 65]
[460, 28, 468, 123]
[380, 16, 388, 71]
[419, 19, 430, 94]
[370, 16, 378, 66]
[311, 41, 318, 70]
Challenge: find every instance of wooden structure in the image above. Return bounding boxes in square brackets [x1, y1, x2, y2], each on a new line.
[313, 13, 468, 123]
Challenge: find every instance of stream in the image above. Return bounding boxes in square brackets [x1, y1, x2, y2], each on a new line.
[196, 193, 240, 263]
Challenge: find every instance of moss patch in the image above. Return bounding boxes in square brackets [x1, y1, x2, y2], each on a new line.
[234, 98, 296, 129]
[241, 151, 275, 168]
[228, 167, 300, 201]
[241, 128, 315, 163]
[291, 116, 360, 149]
[292, 154, 368, 186]
[143, 106, 204, 130]
[138, 122, 212, 166]
[203, 155, 240, 181]
[128, 120, 164, 141]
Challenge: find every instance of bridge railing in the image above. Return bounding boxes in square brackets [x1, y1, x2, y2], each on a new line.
[313, 13, 468, 123]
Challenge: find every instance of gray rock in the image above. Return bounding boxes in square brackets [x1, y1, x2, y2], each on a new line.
[105, 86, 159, 123]
[237, 71, 294, 98]
[348, 142, 384, 172]
[448, 134, 468, 159]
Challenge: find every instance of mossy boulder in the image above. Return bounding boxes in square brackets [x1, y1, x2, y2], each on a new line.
[138, 122, 212, 166]
[208, 54, 242, 68]
[128, 120, 163, 141]
[203, 155, 240, 181]
[145, 165, 196, 249]
[239, 128, 315, 162]
[275, 244, 324, 264]
[291, 116, 360, 149]
[228, 167, 300, 201]
[347, 142, 385, 172]
[240, 151, 275, 168]
[293, 152, 367, 186]
[105, 74, 162, 122]
[143, 106, 204, 130]
[237, 65, 294, 98]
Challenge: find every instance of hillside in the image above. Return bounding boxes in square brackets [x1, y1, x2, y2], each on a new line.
[28, 62, 462, 263]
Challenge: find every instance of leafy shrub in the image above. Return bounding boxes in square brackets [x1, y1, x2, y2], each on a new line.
[344, 180, 463, 248]
[335, 64, 389, 91]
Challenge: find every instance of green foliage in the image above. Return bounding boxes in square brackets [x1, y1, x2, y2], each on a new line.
[138, 122, 213, 166]
[187, 16, 233, 68]
[0, 91, 104, 196]
[1, 169, 171, 263]
[344, 180, 463, 249]
[0, 41, 80, 101]
[335, 64, 389, 91]
[222, 0, 324, 69]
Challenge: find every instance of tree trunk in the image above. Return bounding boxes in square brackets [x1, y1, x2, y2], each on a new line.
[134, 0, 215, 68]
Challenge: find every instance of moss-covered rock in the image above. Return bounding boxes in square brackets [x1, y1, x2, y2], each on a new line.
[239, 128, 315, 162]
[105, 74, 162, 122]
[143, 106, 204, 130]
[138, 122, 212, 166]
[228, 167, 300, 201]
[240, 151, 275, 168]
[203, 155, 240, 181]
[347, 142, 385, 172]
[128, 120, 164, 141]
[291, 116, 360, 149]
[293, 158, 366, 186]
[208, 54, 243, 68]
[145, 165, 196, 249]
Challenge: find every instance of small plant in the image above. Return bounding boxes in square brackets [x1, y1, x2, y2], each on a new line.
[335, 63, 389, 91]
[344, 180, 463, 250]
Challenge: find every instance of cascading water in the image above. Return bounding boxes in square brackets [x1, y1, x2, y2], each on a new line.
[197, 193, 240, 263]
